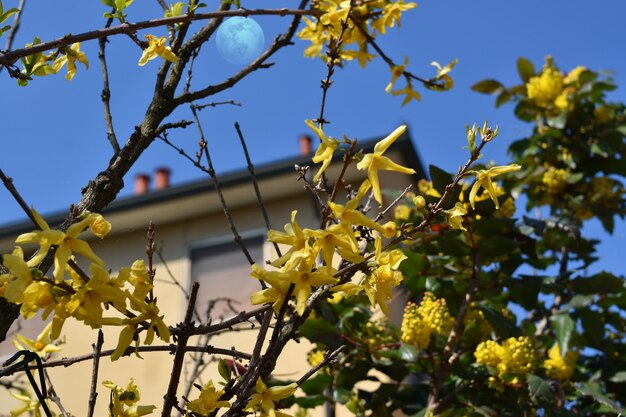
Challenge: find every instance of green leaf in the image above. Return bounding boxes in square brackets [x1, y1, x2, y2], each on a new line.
[299, 318, 341, 349]
[550, 314, 575, 355]
[429, 164, 453, 197]
[517, 57, 535, 83]
[471, 79, 503, 94]
[217, 359, 231, 381]
[609, 371, 626, 383]
[293, 394, 327, 408]
[495, 90, 512, 108]
[527, 375, 556, 406]
[476, 236, 519, 258]
[578, 382, 625, 414]
[479, 305, 517, 338]
[299, 373, 332, 395]
[0, 24, 10, 36]
[0, 8, 18, 24]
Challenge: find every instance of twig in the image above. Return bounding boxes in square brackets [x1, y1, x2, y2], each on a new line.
[194, 100, 241, 110]
[0, 8, 317, 68]
[0, 0, 26, 69]
[98, 14, 120, 155]
[44, 370, 69, 417]
[86, 330, 104, 417]
[428, 228, 480, 414]
[234, 122, 282, 258]
[186, 305, 271, 336]
[295, 345, 346, 386]
[374, 184, 412, 222]
[190, 105, 257, 267]
[161, 282, 200, 417]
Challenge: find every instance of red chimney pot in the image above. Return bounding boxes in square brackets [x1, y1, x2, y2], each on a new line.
[299, 135, 312, 155]
[135, 173, 150, 195]
[155, 167, 171, 190]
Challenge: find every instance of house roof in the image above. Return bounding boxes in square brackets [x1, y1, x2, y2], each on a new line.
[0, 130, 425, 241]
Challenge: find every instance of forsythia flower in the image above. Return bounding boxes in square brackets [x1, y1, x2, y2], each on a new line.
[543, 344, 578, 380]
[475, 336, 537, 382]
[401, 292, 453, 349]
[186, 381, 230, 415]
[526, 66, 564, 108]
[305, 119, 340, 182]
[9, 391, 43, 417]
[357, 125, 416, 205]
[417, 179, 441, 198]
[138, 35, 179, 66]
[469, 164, 521, 210]
[386, 56, 409, 93]
[52, 42, 89, 80]
[13, 321, 61, 358]
[394, 204, 411, 221]
[246, 378, 298, 417]
[363, 237, 406, 314]
[103, 379, 156, 417]
[15, 211, 105, 282]
[444, 202, 467, 231]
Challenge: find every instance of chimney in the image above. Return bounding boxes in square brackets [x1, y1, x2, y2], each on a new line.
[135, 173, 150, 195]
[299, 134, 312, 155]
[155, 167, 171, 190]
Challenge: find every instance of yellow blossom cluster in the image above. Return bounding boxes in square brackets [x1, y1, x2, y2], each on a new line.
[298, 0, 416, 65]
[542, 166, 569, 195]
[474, 336, 537, 382]
[401, 292, 453, 349]
[0, 210, 169, 362]
[250, 122, 415, 316]
[526, 59, 587, 112]
[543, 344, 578, 381]
[103, 379, 156, 417]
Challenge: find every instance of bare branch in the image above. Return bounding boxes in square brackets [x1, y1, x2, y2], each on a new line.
[98, 14, 120, 155]
[86, 330, 104, 417]
[0, 8, 317, 68]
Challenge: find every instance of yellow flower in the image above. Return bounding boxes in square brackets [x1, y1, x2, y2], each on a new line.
[305, 224, 364, 275]
[250, 263, 292, 313]
[468, 164, 521, 210]
[417, 179, 441, 198]
[13, 321, 61, 358]
[475, 336, 537, 381]
[391, 83, 421, 106]
[394, 204, 411, 221]
[246, 378, 297, 417]
[9, 391, 42, 417]
[251, 263, 337, 316]
[356, 125, 416, 205]
[186, 381, 230, 415]
[138, 35, 179, 66]
[526, 66, 564, 108]
[372, 1, 417, 35]
[444, 202, 467, 231]
[89, 213, 112, 238]
[268, 211, 314, 271]
[16, 211, 105, 282]
[328, 180, 391, 251]
[542, 166, 569, 195]
[52, 42, 89, 80]
[2, 247, 37, 304]
[544, 344, 578, 380]
[103, 379, 156, 417]
[401, 292, 452, 349]
[385, 56, 408, 93]
[363, 237, 406, 314]
[305, 120, 340, 182]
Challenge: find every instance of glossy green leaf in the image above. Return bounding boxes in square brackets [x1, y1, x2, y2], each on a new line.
[517, 57, 535, 82]
[578, 382, 625, 414]
[550, 314, 575, 355]
[300, 373, 332, 395]
[429, 164, 453, 197]
[527, 375, 556, 406]
[471, 79, 503, 94]
[217, 359, 231, 381]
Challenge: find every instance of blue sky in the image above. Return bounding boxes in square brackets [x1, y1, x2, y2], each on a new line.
[0, 1, 624, 273]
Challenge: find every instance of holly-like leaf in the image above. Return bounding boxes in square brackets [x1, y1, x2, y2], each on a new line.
[517, 57, 535, 83]
[578, 382, 625, 414]
[550, 313, 575, 355]
[527, 375, 555, 406]
[471, 79, 504, 94]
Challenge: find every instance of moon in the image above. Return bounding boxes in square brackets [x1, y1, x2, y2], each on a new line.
[216, 17, 265, 65]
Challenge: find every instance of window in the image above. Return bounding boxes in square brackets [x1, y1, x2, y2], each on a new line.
[189, 234, 264, 319]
